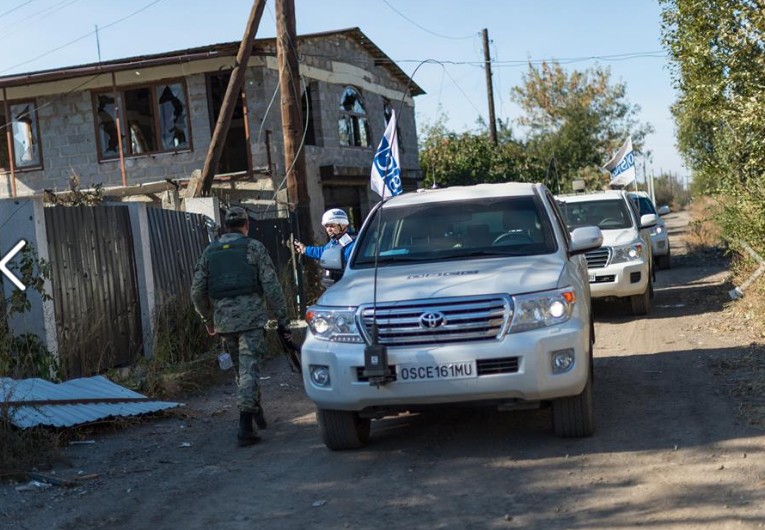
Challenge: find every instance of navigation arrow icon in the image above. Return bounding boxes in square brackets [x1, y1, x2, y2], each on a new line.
[0, 240, 27, 291]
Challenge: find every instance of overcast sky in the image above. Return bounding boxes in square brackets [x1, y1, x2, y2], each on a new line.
[0, 0, 685, 181]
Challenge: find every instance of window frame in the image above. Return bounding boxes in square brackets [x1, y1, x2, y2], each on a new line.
[92, 79, 193, 162]
[338, 86, 371, 148]
[0, 99, 44, 172]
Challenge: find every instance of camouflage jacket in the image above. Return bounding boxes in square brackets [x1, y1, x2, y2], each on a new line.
[191, 232, 289, 334]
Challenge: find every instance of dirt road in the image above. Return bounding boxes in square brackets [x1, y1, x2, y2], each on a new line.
[3, 211, 765, 530]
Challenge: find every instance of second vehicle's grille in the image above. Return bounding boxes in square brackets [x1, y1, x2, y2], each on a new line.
[585, 247, 610, 268]
[476, 357, 520, 375]
[358, 295, 511, 346]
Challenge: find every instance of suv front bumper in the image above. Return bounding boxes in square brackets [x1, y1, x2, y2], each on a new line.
[588, 260, 649, 299]
[301, 317, 591, 412]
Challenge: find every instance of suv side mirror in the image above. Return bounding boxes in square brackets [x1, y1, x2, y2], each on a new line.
[319, 245, 344, 288]
[569, 226, 603, 255]
[640, 213, 658, 228]
[657, 205, 670, 216]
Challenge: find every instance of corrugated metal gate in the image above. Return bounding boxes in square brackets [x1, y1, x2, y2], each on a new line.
[147, 208, 210, 306]
[45, 205, 142, 378]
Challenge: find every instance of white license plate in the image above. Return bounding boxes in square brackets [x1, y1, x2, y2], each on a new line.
[588, 273, 596, 282]
[397, 361, 477, 383]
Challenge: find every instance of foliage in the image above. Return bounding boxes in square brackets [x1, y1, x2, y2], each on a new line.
[660, 0, 765, 258]
[0, 244, 59, 380]
[418, 63, 653, 193]
[43, 173, 104, 205]
[512, 61, 653, 190]
[152, 299, 215, 367]
[418, 114, 532, 188]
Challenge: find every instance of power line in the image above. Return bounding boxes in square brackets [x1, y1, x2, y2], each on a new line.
[0, 0, 84, 41]
[381, 0, 478, 40]
[0, 0, 166, 75]
[0, 1, 34, 20]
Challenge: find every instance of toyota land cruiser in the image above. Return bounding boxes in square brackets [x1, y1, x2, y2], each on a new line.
[301, 182, 603, 450]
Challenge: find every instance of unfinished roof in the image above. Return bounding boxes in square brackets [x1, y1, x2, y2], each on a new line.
[1, 375, 181, 429]
[0, 27, 425, 96]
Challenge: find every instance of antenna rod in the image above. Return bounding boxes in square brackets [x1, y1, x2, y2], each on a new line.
[95, 25, 101, 62]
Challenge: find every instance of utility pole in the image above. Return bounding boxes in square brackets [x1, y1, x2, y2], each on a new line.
[276, 0, 312, 244]
[482, 28, 498, 146]
[189, 0, 267, 198]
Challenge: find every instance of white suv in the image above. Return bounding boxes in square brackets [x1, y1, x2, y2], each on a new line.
[557, 190, 657, 315]
[628, 191, 671, 269]
[302, 182, 603, 450]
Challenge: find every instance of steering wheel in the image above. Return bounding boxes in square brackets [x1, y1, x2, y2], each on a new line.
[598, 217, 621, 228]
[492, 231, 533, 246]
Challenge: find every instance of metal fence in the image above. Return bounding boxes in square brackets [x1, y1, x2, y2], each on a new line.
[44, 205, 143, 378]
[40, 203, 302, 378]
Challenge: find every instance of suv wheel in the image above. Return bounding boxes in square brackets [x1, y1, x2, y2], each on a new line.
[630, 281, 652, 315]
[552, 369, 594, 437]
[317, 409, 371, 450]
[656, 248, 671, 270]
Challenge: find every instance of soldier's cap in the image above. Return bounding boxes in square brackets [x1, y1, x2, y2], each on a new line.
[224, 206, 248, 222]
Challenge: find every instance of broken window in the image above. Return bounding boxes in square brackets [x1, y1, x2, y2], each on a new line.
[301, 83, 316, 146]
[157, 83, 189, 150]
[94, 80, 191, 160]
[0, 101, 42, 170]
[338, 86, 370, 148]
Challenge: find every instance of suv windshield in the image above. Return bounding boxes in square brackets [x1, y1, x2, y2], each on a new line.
[631, 195, 656, 216]
[353, 195, 557, 266]
[560, 199, 634, 230]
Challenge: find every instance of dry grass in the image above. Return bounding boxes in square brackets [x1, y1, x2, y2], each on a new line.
[686, 196, 724, 251]
[0, 417, 62, 478]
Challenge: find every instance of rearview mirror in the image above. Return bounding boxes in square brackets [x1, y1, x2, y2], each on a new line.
[657, 205, 670, 216]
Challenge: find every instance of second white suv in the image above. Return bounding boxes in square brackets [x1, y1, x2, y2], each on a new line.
[557, 190, 657, 315]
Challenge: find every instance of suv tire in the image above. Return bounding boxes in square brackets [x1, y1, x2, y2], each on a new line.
[317, 409, 371, 450]
[630, 281, 652, 315]
[552, 370, 594, 437]
[656, 248, 671, 270]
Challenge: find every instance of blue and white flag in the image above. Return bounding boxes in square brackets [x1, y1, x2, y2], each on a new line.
[371, 109, 403, 197]
[604, 136, 636, 187]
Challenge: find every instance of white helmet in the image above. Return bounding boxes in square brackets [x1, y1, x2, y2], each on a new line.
[321, 208, 349, 226]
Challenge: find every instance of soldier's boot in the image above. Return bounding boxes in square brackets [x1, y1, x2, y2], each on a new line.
[237, 412, 260, 447]
[253, 406, 267, 430]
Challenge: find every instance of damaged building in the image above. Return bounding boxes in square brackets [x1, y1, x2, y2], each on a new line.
[0, 27, 424, 237]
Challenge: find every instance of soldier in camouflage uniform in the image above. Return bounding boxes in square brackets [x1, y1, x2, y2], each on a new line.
[191, 206, 293, 446]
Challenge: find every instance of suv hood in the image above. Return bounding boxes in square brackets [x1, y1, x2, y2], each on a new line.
[600, 227, 639, 247]
[318, 255, 565, 306]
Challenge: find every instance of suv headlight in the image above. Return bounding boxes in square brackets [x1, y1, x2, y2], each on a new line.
[610, 243, 644, 264]
[649, 225, 663, 236]
[305, 307, 363, 343]
[509, 288, 576, 333]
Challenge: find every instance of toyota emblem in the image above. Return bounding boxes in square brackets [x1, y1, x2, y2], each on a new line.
[420, 311, 446, 329]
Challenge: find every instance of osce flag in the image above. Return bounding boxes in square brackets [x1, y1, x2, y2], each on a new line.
[604, 136, 636, 187]
[370, 109, 403, 197]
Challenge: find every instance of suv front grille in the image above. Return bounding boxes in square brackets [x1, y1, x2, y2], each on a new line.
[585, 247, 611, 268]
[476, 356, 519, 375]
[358, 295, 511, 346]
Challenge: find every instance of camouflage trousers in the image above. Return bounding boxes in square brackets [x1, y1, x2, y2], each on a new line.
[220, 328, 266, 413]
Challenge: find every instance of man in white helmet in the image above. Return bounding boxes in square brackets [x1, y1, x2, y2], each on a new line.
[293, 208, 356, 264]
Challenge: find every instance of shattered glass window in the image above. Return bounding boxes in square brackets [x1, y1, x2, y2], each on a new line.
[338, 86, 370, 147]
[10, 103, 41, 168]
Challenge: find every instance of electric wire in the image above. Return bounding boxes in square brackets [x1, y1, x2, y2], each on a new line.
[0, 0, 83, 40]
[0, 1, 34, 20]
[381, 0, 478, 40]
[0, 0, 166, 75]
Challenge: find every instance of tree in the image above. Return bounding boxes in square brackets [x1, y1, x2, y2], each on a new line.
[660, 0, 765, 255]
[512, 61, 653, 191]
[419, 113, 533, 188]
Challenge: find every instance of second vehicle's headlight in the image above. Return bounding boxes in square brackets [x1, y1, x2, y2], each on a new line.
[509, 288, 576, 333]
[610, 243, 644, 264]
[649, 225, 663, 236]
[305, 307, 363, 342]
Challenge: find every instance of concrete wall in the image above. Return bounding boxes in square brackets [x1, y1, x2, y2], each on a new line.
[0, 198, 58, 358]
